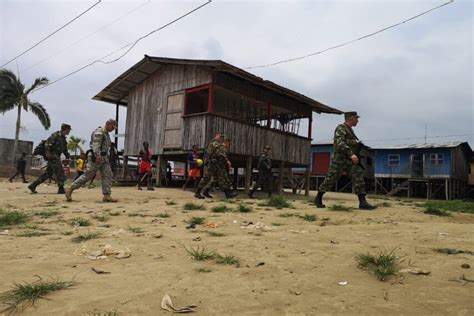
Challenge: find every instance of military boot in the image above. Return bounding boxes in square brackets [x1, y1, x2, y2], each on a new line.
[358, 194, 376, 210]
[202, 188, 213, 198]
[103, 194, 118, 203]
[57, 186, 65, 194]
[314, 191, 326, 208]
[28, 183, 38, 194]
[194, 187, 205, 199]
[65, 187, 74, 202]
[225, 189, 238, 199]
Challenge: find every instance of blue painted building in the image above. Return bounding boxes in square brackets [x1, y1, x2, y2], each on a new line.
[373, 142, 471, 199]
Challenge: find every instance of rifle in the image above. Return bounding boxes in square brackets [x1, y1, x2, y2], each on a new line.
[354, 141, 368, 170]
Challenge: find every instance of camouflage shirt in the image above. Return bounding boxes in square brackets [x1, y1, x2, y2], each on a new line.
[90, 127, 111, 157]
[206, 139, 227, 164]
[257, 153, 272, 174]
[333, 123, 359, 160]
[45, 131, 70, 159]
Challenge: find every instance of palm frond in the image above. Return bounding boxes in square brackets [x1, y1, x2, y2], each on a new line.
[28, 101, 51, 130]
[25, 77, 49, 95]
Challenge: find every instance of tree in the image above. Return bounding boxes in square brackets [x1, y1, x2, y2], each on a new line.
[67, 136, 85, 159]
[0, 69, 50, 163]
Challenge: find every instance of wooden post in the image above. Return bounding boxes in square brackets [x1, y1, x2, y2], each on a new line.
[408, 180, 411, 198]
[374, 178, 377, 195]
[121, 156, 128, 179]
[233, 167, 238, 190]
[445, 179, 449, 200]
[156, 155, 163, 187]
[115, 103, 119, 147]
[426, 180, 430, 200]
[278, 161, 284, 194]
[245, 156, 252, 193]
[304, 166, 310, 196]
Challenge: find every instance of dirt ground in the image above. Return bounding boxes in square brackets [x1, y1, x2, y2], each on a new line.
[0, 179, 473, 316]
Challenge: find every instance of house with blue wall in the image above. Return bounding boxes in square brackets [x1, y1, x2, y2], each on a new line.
[373, 142, 471, 200]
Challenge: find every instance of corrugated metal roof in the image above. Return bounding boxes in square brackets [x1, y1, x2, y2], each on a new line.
[373, 141, 468, 150]
[93, 55, 343, 114]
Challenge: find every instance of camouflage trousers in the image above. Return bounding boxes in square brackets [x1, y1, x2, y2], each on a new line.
[31, 157, 64, 188]
[319, 159, 365, 194]
[251, 172, 272, 195]
[198, 162, 231, 192]
[71, 157, 113, 195]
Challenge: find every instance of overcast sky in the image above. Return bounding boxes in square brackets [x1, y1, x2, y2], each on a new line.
[0, 0, 472, 152]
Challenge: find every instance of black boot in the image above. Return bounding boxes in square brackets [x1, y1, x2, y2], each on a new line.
[225, 189, 238, 199]
[315, 191, 325, 208]
[28, 183, 37, 194]
[194, 187, 205, 199]
[358, 194, 376, 210]
[57, 186, 65, 194]
[202, 188, 213, 198]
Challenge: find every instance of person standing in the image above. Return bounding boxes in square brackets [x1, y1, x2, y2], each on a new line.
[315, 112, 375, 210]
[183, 145, 201, 191]
[248, 145, 273, 198]
[9, 152, 28, 183]
[28, 124, 71, 194]
[74, 152, 86, 181]
[65, 119, 118, 202]
[137, 141, 154, 190]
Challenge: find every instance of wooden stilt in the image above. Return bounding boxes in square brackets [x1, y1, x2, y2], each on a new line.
[122, 156, 128, 179]
[445, 179, 449, 200]
[233, 167, 238, 190]
[304, 166, 310, 196]
[278, 161, 284, 194]
[156, 155, 163, 187]
[245, 156, 252, 194]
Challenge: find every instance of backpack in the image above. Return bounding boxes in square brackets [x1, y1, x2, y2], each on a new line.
[33, 140, 47, 159]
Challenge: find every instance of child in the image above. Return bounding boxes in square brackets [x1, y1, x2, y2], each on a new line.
[182, 145, 201, 190]
[74, 152, 85, 181]
[138, 141, 154, 190]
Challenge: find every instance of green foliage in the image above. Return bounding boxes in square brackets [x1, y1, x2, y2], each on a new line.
[16, 231, 50, 237]
[424, 207, 451, 217]
[329, 204, 353, 212]
[165, 200, 177, 206]
[188, 216, 206, 225]
[356, 249, 398, 281]
[127, 226, 144, 234]
[214, 253, 239, 265]
[278, 212, 297, 218]
[91, 214, 109, 222]
[420, 201, 474, 214]
[0, 210, 29, 227]
[211, 205, 231, 213]
[155, 212, 170, 218]
[266, 195, 292, 209]
[183, 203, 206, 211]
[237, 204, 252, 213]
[71, 232, 102, 243]
[34, 210, 59, 218]
[298, 214, 317, 222]
[0, 276, 76, 312]
[185, 246, 215, 261]
[207, 231, 225, 237]
[68, 217, 91, 227]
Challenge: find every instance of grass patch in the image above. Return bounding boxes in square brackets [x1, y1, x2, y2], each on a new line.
[215, 253, 239, 265]
[356, 249, 398, 281]
[266, 195, 292, 209]
[278, 212, 297, 218]
[329, 204, 353, 212]
[71, 231, 102, 243]
[127, 212, 147, 217]
[298, 214, 317, 222]
[420, 200, 474, 214]
[424, 207, 451, 217]
[165, 200, 177, 206]
[0, 210, 29, 227]
[16, 231, 50, 238]
[0, 277, 76, 312]
[207, 231, 226, 237]
[219, 198, 236, 204]
[185, 246, 215, 261]
[69, 218, 91, 227]
[34, 210, 59, 218]
[183, 203, 206, 211]
[196, 267, 212, 273]
[187, 216, 206, 225]
[237, 204, 252, 213]
[211, 205, 231, 213]
[155, 212, 170, 218]
[127, 226, 144, 234]
[91, 214, 109, 222]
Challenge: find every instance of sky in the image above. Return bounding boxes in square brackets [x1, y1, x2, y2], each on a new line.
[0, 0, 472, 152]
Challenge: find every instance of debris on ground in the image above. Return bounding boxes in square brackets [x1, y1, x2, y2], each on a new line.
[161, 293, 197, 313]
[399, 268, 431, 275]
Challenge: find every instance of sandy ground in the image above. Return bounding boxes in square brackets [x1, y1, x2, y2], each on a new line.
[0, 179, 473, 316]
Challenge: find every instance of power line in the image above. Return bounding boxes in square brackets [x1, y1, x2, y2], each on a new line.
[21, 0, 151, 74]
[1, 0, 102, 68]
[245, 0, 455, 70]
[33, 0, 212, 93]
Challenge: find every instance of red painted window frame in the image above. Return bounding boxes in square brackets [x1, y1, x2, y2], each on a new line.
[184, 83, 214, 115]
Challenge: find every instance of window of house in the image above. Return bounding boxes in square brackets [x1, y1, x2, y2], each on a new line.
[185, 86, 209, 115]
[430, 153, 444, 165]
[388, 154, 400, 166]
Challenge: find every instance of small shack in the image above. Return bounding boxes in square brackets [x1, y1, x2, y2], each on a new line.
[373, 142, 472, 200]
[93, 56, 343, 194]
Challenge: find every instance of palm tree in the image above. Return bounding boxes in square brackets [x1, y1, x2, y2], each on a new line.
[67, 136, 85, 160]
[0, 69, 50, 163]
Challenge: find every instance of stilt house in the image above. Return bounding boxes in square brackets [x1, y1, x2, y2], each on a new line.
[93, 56, 343, 194]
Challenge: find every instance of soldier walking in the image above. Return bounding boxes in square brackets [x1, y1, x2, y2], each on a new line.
[248, 145, 273, 198]
[65, 119, 118, 202]
[9, 152, 28, 183]
[195, 132, 237, 199]
[315, 112, 375, 210]
[28, 124, 71, 194]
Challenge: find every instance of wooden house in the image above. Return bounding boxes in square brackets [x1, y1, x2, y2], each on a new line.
[373, 142, 472, 200]
[93, 56, 343, 194]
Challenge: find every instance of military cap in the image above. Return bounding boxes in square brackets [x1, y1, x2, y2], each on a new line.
[264, 145, 272, 150]
[61, 123, 72, 130]
[344, 111, 360, 120]
[106, 119, 118, 127]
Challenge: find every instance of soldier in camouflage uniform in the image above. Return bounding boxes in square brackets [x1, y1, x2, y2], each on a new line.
[65, 119, 118, 202]
[28, 124, 71, 194]
[195, 133, 237, 199]
[315, 112, 375, 210]
[248, 145, 273, 198]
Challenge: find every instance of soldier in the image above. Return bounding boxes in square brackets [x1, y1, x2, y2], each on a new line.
[28, 124, 71, 194]
[248, 145, 273, 198]
[9, 152, 28, 183]
[65, 119, 118, 202]
[195, 133, 237, 199]
[315, 112, 375, 210]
